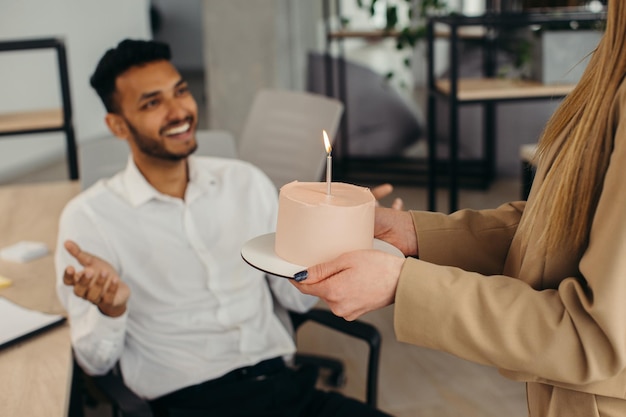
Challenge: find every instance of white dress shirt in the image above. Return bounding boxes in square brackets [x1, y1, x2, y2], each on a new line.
[55, 155, 317, 399]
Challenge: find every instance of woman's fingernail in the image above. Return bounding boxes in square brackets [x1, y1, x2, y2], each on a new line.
[294, 270, 308, 282]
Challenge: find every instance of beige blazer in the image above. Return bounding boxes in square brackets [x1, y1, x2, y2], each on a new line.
[394, 81, 626, 416]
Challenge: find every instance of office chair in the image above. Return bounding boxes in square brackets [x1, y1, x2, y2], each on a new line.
[289, 309, 381, 406]
[71, 308, 381, 417]
[237, 89, 344, 190]
[72, 128, 382, 416]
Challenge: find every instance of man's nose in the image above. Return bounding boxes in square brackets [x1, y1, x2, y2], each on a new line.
[164, 97, 188, 119]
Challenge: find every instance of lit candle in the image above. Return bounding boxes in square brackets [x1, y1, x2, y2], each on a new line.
[323, 130, 332, 195]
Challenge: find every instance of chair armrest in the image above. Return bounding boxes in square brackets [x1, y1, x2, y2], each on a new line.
[290, 308, 381, 348]
[289, 308, 381, 407]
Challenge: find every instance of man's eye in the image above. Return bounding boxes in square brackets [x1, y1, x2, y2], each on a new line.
[142, 99, 159, 110]
[176, 86, 190, 96]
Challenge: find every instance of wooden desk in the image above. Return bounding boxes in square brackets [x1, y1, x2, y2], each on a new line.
[0, 181, 80, 417]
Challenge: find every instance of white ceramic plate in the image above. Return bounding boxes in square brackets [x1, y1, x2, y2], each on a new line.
[241, 232, 404, 279]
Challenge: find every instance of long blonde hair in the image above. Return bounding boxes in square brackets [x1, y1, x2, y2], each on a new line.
[521, 2, 626, 252]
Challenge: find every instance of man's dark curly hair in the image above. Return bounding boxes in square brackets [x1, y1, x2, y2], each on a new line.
[90, 39, 171, 113]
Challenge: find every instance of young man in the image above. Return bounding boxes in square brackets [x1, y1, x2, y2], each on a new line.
[55, 39, 392, 417]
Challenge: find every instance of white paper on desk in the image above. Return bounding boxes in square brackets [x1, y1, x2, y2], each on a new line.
[0, 241, 49, 263]
[0, 297, 65, 349]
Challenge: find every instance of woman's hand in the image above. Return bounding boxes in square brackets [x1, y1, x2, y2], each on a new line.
[369, 184, 417, 256]
[292, 249, 405, 321]
[375, 207, 418, 257]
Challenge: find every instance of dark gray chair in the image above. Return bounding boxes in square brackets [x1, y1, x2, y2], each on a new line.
[72, 308, 382, 417]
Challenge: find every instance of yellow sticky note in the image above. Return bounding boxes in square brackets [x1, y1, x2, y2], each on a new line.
[0, 275, 12, 289]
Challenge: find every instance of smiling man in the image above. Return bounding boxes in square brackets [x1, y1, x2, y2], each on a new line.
[55, 39, 392, 417]
[96, 42, 199, 199]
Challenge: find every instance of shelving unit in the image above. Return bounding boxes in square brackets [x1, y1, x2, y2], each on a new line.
[0, 38, 78, 180]
[322, 0, 441, 184]
[320, 0, 491, 187]
[426, 10, 606, 212]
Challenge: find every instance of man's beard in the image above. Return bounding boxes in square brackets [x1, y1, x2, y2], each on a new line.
[126, 117, 198, 161]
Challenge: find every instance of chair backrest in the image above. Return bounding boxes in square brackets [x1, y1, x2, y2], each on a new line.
[237, 89, 344, 190]
[78, 130, 237, 190]
[78, 137, 128, 190]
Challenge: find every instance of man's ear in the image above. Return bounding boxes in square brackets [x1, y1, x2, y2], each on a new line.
[105, 113, 129, 140]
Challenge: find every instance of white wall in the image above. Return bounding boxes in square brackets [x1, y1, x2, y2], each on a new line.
[202, 0, 321, 142]
[0, 0, 151, 182]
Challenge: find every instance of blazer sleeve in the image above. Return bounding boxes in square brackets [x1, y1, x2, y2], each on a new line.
[412, 201, 525, 275]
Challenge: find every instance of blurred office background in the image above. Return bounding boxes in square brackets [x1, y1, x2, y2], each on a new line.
[0, 1, 605, 415]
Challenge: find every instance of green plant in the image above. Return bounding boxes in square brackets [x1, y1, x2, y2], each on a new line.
[351, 0, 447, 83]
[350, 1, 606, 81]
[355, 0, 448, 50]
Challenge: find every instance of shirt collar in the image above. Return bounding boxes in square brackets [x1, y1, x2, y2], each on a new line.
[186, 156, 218, 203]
[122, 155, 218, 207]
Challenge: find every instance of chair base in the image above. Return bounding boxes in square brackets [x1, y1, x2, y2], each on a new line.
[295, 353, 346, 387]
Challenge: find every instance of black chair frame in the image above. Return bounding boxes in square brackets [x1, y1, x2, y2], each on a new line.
[70, 308, 382, 417]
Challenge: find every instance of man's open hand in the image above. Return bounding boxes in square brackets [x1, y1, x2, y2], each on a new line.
[63, 240, 130, 317]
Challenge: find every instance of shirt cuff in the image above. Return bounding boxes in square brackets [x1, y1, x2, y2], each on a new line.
[85, 304, 128, 335]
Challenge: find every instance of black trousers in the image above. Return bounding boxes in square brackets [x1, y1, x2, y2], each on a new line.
[149, 357, 392, 417]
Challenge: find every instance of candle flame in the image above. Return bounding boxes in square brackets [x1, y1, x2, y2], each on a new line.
[323, 130, 332, 154]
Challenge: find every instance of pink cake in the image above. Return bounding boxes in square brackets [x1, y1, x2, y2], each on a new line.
[275, 181, 375, 266]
